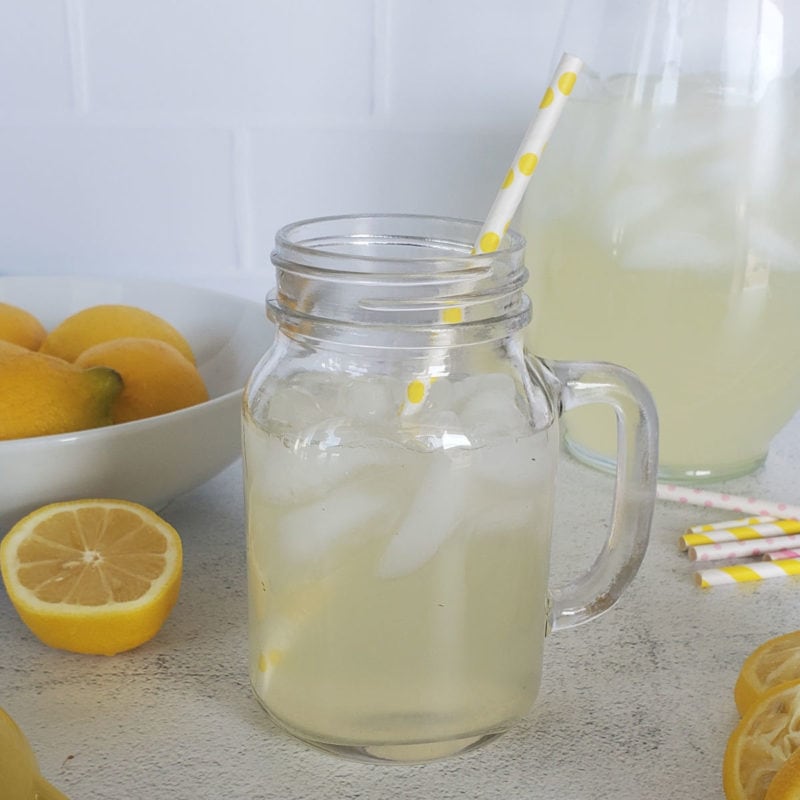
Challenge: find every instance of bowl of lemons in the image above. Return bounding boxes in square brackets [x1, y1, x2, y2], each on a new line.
[0, 275, 273, 531]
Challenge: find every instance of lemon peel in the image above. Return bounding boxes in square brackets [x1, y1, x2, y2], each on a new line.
[75, 337, 208, 423]
[40, 304, 196, 363]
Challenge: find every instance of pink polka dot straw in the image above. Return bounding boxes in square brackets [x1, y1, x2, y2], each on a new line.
[657, 483, 800, 520]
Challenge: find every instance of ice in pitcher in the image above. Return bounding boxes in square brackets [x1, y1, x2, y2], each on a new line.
[519, 73, 800, 478]
[244, 369, 557, 754]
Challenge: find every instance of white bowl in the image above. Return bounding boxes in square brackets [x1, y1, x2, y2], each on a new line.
[0, 275, 273, 531]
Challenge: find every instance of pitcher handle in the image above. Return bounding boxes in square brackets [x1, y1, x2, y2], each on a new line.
[532, 356, 659, 632]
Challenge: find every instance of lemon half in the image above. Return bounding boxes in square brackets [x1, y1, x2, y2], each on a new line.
[0, 499, 182, 655]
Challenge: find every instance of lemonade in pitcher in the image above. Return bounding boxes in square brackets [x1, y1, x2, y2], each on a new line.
[244, 369, 557, 761]
[519, 72, 800, 480]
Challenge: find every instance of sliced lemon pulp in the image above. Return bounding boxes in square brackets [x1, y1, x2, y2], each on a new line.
[0, 499, 182, 655]
[736, 632, 800, 716]
[724, 679, 800, 800]
[766, 746, 800, 800]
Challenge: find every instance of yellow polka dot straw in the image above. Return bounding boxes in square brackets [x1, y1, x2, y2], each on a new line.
[401, 53, 582, 414]
[474, 52, 583, 255]
[695, 557, 800, 588]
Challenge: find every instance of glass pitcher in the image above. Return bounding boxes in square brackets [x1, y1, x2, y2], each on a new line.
[242, 214, 657, 763]
[519, 0, 800, 483]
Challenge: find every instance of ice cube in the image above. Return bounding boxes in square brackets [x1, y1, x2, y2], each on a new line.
[470, 431, 555, 490]
[244, 429, 396, 506]
[426, 377, 456, 412]
[454, 373, 516, 408]
[599, 182, 676, 238]
[400, 410, 469, 452]
[466, 493, 540, 539]
[746, 221, 800, 270]
[639, 107, 728, 163]
[618, 228, 728, 271]
[336, 376, 399, 421]
[457, 374, 530, 439]
[376, 452, 469, 579]
[266, 384, 325, 429]
[695, 155, 740, 193]
[277, 480, 393, 564]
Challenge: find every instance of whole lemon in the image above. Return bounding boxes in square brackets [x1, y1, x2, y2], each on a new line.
[0, 302, 46, 350]
[0, 340, 30, 356]
[0, 349, 122, 440]
[0, 707, 70, 800]
[75, 337, 209, 423]
[40, 304, 196, 363]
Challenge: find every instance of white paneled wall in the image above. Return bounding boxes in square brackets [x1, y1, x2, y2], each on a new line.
[0, 0, 565, 300]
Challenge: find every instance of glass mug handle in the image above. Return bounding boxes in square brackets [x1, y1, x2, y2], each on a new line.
[529, 356, 659, 633]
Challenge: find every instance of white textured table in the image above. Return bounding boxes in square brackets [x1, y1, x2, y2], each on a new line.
[2, 414, 799, 800]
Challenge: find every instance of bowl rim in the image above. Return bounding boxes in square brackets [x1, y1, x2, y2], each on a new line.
[0, 388, 245, 450]
[0, 272, 263, 299]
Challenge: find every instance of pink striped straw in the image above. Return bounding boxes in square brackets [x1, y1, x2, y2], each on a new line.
[763, 549, 800, 561]
[657, 484, 800, 520]
[689, 532, 800, 562]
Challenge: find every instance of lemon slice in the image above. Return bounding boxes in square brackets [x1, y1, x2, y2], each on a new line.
[736, 632, 800, 716]
[0, 499, 182, 656]
[766, 747, 800, 800]
[724, 678, 800, 800]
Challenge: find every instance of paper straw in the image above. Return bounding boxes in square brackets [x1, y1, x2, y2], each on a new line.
[402, 52, 583, 413]
[763, 549, 800, 561]
[687, 516, 776, 533]
[474, 52, 583, 255]
[658, 483, 800, 520]
[679, 519, 800, 551]
[695, 558, 800, 588]
[678, 515, 777, 551]
[689, 532, 800, 562]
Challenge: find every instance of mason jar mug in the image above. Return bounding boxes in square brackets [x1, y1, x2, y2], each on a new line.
[243, 214, 658, 763]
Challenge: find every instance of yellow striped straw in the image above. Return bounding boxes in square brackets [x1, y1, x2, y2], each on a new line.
[402, 52, 583, 413]
[679, 519, 800, 551]
[687, 515, 776, 533]
[695, 558, 800, 588]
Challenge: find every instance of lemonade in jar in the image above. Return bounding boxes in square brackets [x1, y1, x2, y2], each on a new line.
[245, 369, 556, 761]
[243, 214, 657, 763]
